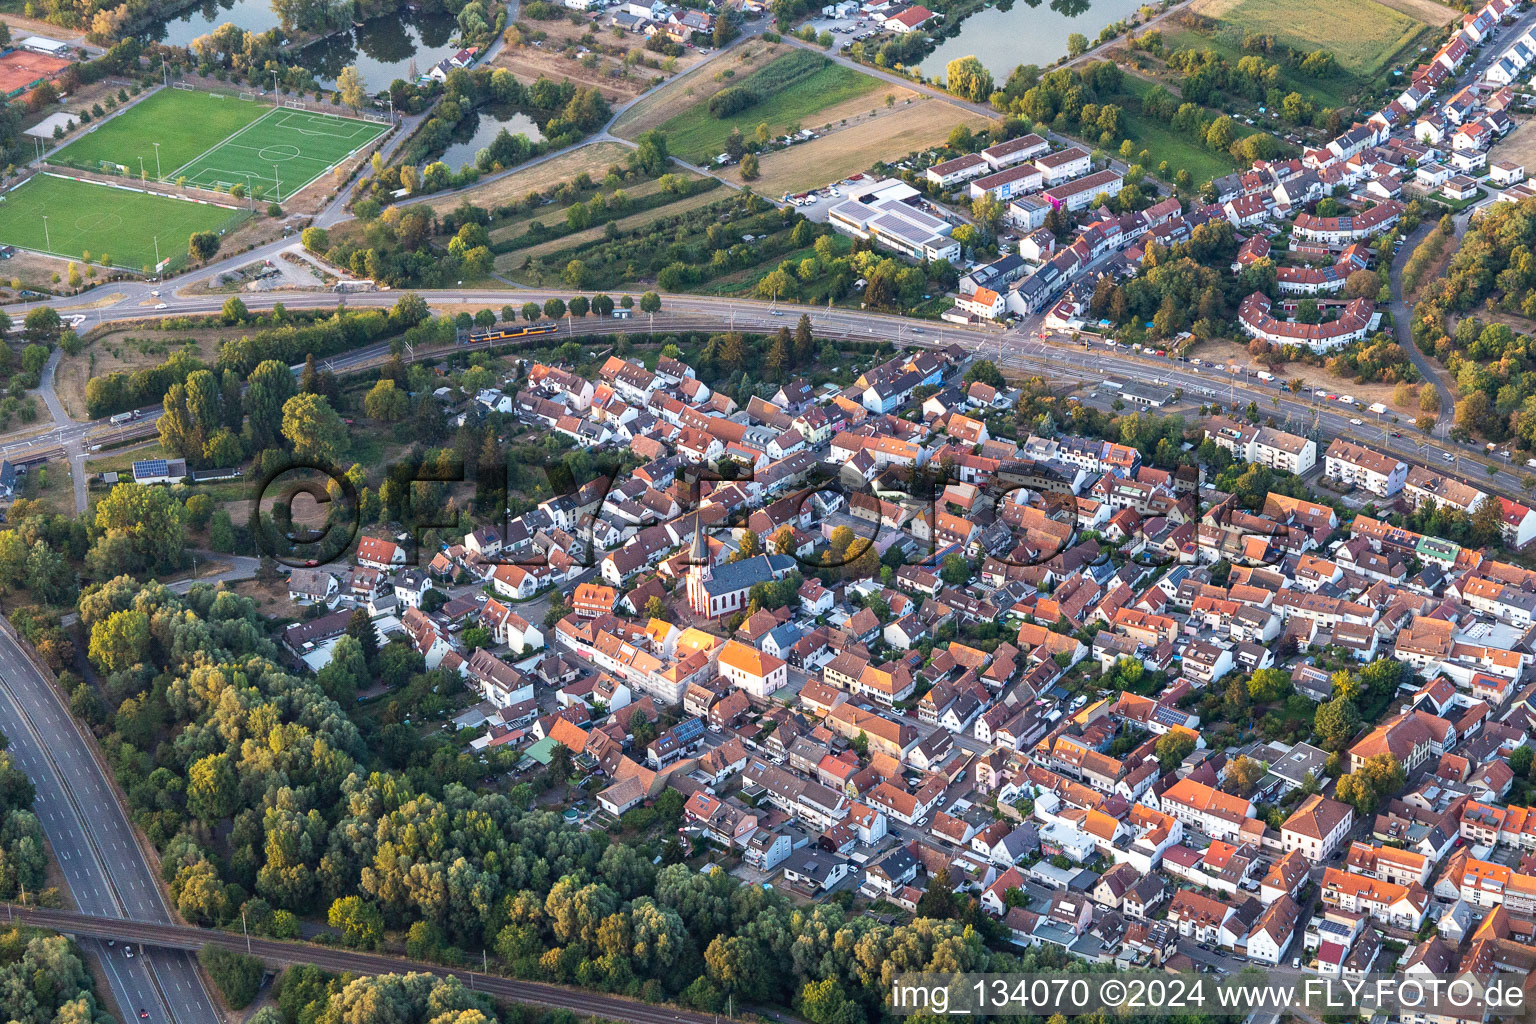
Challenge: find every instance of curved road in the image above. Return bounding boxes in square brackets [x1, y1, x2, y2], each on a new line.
[1387, 218, 1455, 433]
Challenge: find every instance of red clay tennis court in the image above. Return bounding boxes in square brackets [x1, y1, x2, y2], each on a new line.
[0, 50, 72, 99]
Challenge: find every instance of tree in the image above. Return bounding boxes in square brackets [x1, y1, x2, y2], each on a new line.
[800, 979, 860, 1024]
[346, 607, 380, 666]
[1248, 667, 1291, 702]
[328, 895, 384, 949]
[22, 307, 60, 345]
[188, 231, 220, 261]
[543, 297, 566, 320]
[740, 153, 759, 180]
[281, 392, 346, 466]
[245, 359, 296, 450]
[209, 509, 236, 552]
[1336, 754, 1405, 815]
[1420, 382, 1440, 413]
[363, 379, 409, 421]
[964, 359, 1005, 388]
[199, 948, 263, 1009]
[641, 291, 662, 315]
[550, 741, 575, 784]
[1067, 32, 1089, 57]
[1511, 746, 1533, 778]
[1225, 754, 1267, 796]
[88, 607, 150, 674]
[1314, 695, 1360, 749]
[91, 483, 185, 575]
[1345, 269, 1378, 299]
[336, 65, 369, 114]
[945, 55, 993, 103]
[1154, 730, 1195, 771]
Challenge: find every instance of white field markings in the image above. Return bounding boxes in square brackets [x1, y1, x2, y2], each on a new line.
[170, 107, 387, 195]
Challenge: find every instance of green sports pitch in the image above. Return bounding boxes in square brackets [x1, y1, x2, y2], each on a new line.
[50, 88, 388, 201]
[171, 107, 389, 200]
[0, 174, 247, 272]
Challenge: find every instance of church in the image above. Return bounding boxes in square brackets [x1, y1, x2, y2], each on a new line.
[685, 524, 797, 619]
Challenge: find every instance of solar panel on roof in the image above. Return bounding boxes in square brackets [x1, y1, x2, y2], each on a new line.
[134, 459, 168, 477]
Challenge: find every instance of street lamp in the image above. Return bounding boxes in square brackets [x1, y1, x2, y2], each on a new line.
[41, 215, 49, 253]
[153, 141, 162, 180]
[139, 155, 146, 182]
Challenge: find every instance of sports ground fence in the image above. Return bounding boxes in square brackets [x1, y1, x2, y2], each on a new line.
[43, 82, 396, 200]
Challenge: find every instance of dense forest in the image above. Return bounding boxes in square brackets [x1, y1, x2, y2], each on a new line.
[1410, 198, 1536, 448]
[65, 574, 1088, 1023]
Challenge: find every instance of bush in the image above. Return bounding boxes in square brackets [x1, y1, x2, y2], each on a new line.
[198, 947, 263, 1009]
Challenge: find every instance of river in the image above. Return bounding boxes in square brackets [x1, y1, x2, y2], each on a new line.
[924, 0, 1147, 82]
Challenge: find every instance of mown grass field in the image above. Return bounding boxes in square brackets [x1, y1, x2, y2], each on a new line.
[51, 88, 269, 178]
[644, 55, 883, 162]
[0, 174, 246, 272]
[1188, 0, 1441, 76]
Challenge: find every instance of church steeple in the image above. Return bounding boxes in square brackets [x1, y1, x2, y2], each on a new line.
[690, 516, 708, 569]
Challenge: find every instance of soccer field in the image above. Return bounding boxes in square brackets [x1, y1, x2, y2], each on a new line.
[170, 107, 389, 201]
[51, 89, 270, 179]
[0, 175, 247, 272]
[50, 88, 388, 201]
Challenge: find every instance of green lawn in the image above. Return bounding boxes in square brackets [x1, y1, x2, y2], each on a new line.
[51, 88, 270, 179]
[1105, 76, 1255, 184]
[0, 174, 248, 273]
[653, 58, 883, 162]
[1188, 0, 1438, 77]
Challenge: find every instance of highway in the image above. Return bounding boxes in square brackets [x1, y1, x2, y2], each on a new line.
[0, 618, 222, 1024]
[6, 905, 767, 1024]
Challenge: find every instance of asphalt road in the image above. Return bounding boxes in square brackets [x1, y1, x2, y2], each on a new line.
[6, 288, 1531, 516]
[0, 620, 221, 1024]
[8, 905, 784, 1024]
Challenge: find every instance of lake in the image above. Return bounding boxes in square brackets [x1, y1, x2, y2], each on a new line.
[438, 107, 544, 170]
[147, 0, 279, 48]
[923, 0, 1147, 82]
[144, 1, 463, 91]
[302, 10, 462, 88]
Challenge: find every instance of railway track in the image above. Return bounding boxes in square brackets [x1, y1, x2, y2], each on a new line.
[7, 906, 774, 1024]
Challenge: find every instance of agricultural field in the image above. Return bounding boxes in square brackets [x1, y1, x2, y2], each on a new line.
[492, 14, 706, 105]
[616, 49, 884, 162]
[417, 141, 636, 215]
[0, 174, 247, 273]
[1186, 0, 1444, 77]
[750, 96, 988, 194]
[611, 41, 788, 137]
[495, 188, 726, 274]
[486, 173, 696, 245]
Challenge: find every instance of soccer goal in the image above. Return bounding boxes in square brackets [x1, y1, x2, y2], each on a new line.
[239, 91, 257, 101]
[173, 81, 193, 91]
